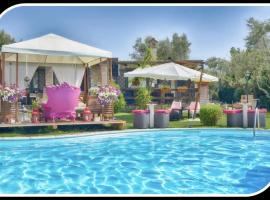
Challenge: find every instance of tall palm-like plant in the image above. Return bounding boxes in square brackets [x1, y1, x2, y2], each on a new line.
[131, 47, 155, 87]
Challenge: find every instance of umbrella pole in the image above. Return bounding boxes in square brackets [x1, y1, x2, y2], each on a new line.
[193, 64, 204, 119]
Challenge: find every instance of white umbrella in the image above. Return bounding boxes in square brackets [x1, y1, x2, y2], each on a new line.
[124, 62, 218, 82]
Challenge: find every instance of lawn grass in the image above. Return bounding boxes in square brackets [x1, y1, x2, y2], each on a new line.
[115, 111, 270, 129]
[0, 112, 269, 138]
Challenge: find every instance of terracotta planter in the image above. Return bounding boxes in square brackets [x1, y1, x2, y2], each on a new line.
[0, 101, 16, 123]
[161, 88, 171, 94]
[102, 102, 114, 121]
[88, 95, 102, 115]
[177, 86, 188, 93]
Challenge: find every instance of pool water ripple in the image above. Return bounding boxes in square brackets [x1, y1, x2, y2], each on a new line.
[0, 129, 270, 194]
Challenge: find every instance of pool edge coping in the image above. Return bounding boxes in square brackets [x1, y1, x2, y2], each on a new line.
[1, 127, 270, 140]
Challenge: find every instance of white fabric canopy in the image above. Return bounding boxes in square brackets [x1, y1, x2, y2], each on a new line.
[1, 33, 112, 64]
[4, 62, 38, 89]
[1, 33, 112, 88]
[124, 62, 218, 82]
[52, 64, 85, 88]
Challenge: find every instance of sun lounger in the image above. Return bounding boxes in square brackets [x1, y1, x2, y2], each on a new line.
[187, 101, 200, 118]
[169, 101, 182, 121]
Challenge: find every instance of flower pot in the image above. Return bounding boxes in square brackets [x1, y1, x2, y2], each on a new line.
[161, 88, 171, 94]
[132, 78, 140, 86]
[102, 102, 114, 121]
[88, 96, 102, 115]
[31, 110, 40, 123]
[0, 101, 16, 123]
[177, 86, 188, 93]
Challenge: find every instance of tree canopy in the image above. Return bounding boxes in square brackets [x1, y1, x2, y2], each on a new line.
[206, 17, 270, 108]
[130, 33, 191, 61]
[0, 29, 15, 49]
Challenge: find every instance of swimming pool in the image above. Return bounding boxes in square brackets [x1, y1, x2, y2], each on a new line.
[0, 129, 270, 195]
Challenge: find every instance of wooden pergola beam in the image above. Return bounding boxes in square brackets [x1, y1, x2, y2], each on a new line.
[108, 58, 113, 83]
[193, 64, 204, 119]
[83, 64, 89, 105]
[15, 53, 19, 122]
[1, 53, 5, 86]
[16, 53, 19, 87]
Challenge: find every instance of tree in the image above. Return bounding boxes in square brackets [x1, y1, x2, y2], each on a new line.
[156, 38, 171, 60]
[130, 36, 156, 60]
[140, 47, 154, 68]
[245, 18, 270, 50]
[131, 47, 155, 87]
[211, 18, 270, 107]
[171, 33, 191, 60]
[0, 30, 15, 49]
[205, 57, 232, 102]
[130, 33, 191, 61]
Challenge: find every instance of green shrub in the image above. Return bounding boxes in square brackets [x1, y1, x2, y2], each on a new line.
[114, 93, 126, 113]
[110, 80, 127, 113]
[135, 87, 152, 109]
[200, 104, 222, 126]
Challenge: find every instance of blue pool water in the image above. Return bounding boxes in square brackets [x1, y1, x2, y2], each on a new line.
[0, 129, 270, 194]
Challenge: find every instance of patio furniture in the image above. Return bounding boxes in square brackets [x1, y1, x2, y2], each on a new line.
[241, 95, 254, 109]
[154, 109, 169, 128]
[75, 101, 87, 120]
[168, 101, 182, 121]
[223, 109, 243, 127]
[248, 108, 267, 128]
[42, 82, 81, 121]
[132, 110, 150, 129]
[187, 101, 200, 118]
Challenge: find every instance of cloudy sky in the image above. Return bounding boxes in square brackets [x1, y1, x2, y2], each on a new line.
[1, 5, 270, 60]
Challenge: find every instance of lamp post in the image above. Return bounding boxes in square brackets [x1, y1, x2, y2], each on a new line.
[244, 70, 252, 103]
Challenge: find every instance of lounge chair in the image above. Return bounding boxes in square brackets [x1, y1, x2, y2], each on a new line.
[187, 101, 200, 118]
[168, 100, 182, 121]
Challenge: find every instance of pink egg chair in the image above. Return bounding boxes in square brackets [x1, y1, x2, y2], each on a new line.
[42, 82, 81, 122]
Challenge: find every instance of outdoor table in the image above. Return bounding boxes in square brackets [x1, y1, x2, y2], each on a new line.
[248, 108, 267, 128]
[154, 109, 169, 128]
[132, 110, 150, 129]
[223, 109, 243, 127]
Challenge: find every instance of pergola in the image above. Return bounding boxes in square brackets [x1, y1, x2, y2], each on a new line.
[0, 33, 113, 88]
[0, 33, 113, 121]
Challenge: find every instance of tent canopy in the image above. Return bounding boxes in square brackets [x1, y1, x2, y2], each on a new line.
[1, 33, 112, 65]
[1, 33, 112, 89]
[124, 62, 218, 82]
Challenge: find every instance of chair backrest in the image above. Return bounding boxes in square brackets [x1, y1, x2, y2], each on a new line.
[189, 101, 200, 110]
[45, 82, 81, 113]
[241, 95, 254, 103]
[170, 101, 182, 110]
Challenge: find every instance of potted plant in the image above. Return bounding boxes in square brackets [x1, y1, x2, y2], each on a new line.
[131, 77, 141, 87]
[0, 84, 22, 123]
[96, 85, 121, 120]
[177, 86, 188, 93]
[160, 83, 171, 94]
[31, 99, 40, 112]
[31, 99, 40, 123]
[88, 87, 99, 106]
[89, 87, 99, 97]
